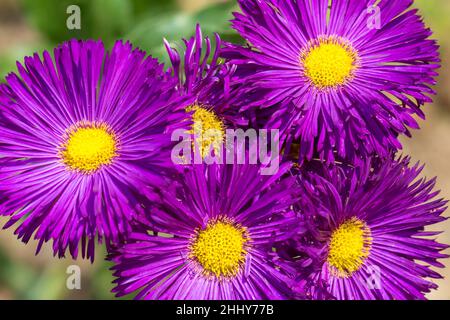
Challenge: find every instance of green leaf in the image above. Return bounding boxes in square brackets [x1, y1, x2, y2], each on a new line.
[130, 0, 177, 15]
[124, 0, 239, 65]
[19, 0, 151, 45]
[89, 0, 133, 45]
[192, 0, 237, 34]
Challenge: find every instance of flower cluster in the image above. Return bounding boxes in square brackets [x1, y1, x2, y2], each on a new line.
[0, 0, 448, 300]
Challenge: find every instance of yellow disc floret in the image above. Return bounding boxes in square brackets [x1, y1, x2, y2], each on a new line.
[61, 122, 118, 173]
[190, 219, 249, 278]
[187, 105, 225, 158]
[327, 217, 372, 277]
[302, 36, 359, 89]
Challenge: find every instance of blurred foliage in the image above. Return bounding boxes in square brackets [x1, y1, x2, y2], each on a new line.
[0, 43, 48, 81]
[19, 0, 238, 64]
[20, 0, 172, 45]
[0, 241, 117, 299]
[0, 0, 240, 78]
[415, 0, 450, 43]
[126, 1, 241, 62]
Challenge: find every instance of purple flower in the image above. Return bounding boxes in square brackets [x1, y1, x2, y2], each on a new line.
[0, 40, 189, 261]
[281, 157, 448, 300]
[165, 25, 250, 158]
[225, 0, 440, 164]
[110, 163, 301, 300]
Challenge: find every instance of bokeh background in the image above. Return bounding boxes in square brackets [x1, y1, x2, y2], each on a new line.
[0, 0, 449, 299]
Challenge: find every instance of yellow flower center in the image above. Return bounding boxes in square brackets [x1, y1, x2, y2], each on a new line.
[187, 105, 225, 158]
[302, 36, 359, 89]
[327, 217, 372, 277]
[60, 122, 118, 173]
[190, 219, 249, 278]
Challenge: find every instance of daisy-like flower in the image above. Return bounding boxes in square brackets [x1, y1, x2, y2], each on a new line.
[225, 0, 440, 164]
[165, 25, 249, 159]
[282, 158, 448, 300]
[110, 163, 301, 300]
[0, 40, 188, 260]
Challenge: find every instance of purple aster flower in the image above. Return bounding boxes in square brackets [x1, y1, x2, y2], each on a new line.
[281, 157, 449, 300]
[0, 39, 189, 261]
[110, 163, 301, 300]
[225, 0, 440, 164]
[165, 25, 250, 158]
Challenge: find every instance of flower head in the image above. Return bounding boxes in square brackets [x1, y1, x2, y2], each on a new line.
[0, 40, 188, 260]
[166, 25, 250, 159]
[225, 0, 440, 164]
[282, 158, 449, 299]
[110, 163, 301, 300]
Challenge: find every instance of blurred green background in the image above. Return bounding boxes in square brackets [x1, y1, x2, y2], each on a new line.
[0, 0, 449, 300]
